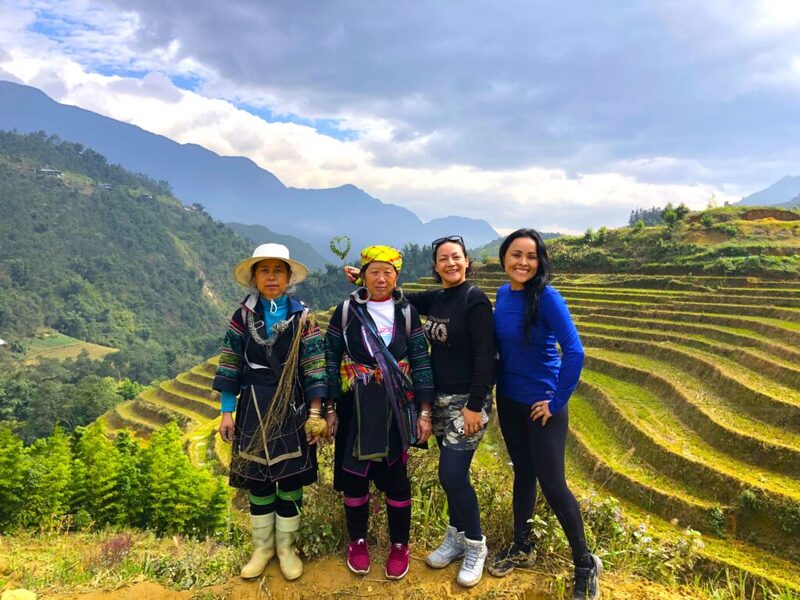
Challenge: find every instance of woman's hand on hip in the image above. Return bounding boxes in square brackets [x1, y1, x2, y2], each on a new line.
[461, 407, 484, 436]
[219, 412, 235, 443]
[530, 400, 552, 426]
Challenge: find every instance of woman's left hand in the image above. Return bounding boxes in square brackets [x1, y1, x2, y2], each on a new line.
[530, 400, 552, 426]
[417, 414, 432, 444]
[305, 416, 328, 445]
[325, 410, 338, 441]
[461, 407, 484, 436]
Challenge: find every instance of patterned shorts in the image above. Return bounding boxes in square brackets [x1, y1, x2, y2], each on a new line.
[431, 392, 493, 451]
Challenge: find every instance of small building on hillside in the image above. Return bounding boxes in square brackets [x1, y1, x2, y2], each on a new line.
[38, 168, 64, 178]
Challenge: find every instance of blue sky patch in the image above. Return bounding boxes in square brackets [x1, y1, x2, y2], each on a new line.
[234, 102, 358, 141]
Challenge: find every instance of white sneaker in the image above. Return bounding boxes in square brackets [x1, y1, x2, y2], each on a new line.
[456, 535, 487, 588]
[425, 525, 466, 568]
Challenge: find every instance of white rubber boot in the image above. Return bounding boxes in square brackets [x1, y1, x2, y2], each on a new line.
[426, 525, 466, 568]
[456, 535, 488, 588]
[275, 514, 303, 580]
[240, 513, 276, 579]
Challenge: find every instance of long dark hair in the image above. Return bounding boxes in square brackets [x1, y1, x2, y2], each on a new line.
[498, 228, 552, 339]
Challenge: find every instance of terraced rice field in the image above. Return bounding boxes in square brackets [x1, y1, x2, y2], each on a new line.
[103, 266, 800, 592]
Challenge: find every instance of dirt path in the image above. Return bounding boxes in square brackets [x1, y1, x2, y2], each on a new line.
[55, 555, 707, 600]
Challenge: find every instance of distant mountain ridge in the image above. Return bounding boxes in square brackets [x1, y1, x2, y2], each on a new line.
[0, 80, 498, 260]
[739, 175, 800, 206]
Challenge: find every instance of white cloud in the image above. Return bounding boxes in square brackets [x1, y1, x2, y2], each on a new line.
[0, 0, 787, 235]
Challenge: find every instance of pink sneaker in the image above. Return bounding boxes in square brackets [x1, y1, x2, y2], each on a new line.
[385, 543, 410, 580]
[347, 538, 370, 574]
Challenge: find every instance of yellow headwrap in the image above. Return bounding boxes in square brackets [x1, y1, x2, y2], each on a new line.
[356, 245, 403, 284]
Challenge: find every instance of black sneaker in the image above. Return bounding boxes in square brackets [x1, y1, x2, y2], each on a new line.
[572, 554, 602, 599]
[487, 542, 534, 577]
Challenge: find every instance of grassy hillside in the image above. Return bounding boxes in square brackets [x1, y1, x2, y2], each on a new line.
[549, 206, 800, 277]
[0, 131, 252, 377]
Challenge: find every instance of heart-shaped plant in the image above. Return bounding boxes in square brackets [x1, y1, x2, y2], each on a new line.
[329, 235, 351, 263]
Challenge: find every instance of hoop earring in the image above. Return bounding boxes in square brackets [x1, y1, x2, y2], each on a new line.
[354, 287, 371, 304]
[392, 287, 405, 304]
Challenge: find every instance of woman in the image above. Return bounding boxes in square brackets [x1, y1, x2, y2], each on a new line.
[325, 245, 434, 581]
[213, 243, 328, 582]
[489, 229, 601, 600]
[345, 235, 495, 588]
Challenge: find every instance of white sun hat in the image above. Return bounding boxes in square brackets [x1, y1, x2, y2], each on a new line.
[234, 243, 309, 287]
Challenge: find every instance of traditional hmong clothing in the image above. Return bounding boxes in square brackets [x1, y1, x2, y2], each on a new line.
[325, 290, 433, 546]
[213, 293, 326, 490]
[326, 291, 433, 482]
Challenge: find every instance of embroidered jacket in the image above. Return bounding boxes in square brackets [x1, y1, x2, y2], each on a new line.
[213, 294, 326, 401]
[324, 297, 433, 406]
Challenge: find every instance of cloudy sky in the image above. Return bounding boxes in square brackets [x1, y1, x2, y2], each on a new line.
[1, 1, 799, 234]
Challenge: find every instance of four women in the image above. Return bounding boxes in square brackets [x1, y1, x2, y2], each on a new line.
[217, 234, 599, 599]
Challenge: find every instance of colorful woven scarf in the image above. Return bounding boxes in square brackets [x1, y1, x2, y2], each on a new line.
[359, 245, 403, 272]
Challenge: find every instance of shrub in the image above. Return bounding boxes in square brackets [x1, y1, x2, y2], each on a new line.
[0, 422, 227, 537]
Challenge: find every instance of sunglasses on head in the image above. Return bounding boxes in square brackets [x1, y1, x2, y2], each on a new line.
[431, 235, 465, 249]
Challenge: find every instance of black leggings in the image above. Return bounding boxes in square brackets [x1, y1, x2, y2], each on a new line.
[497, 394, 589, 567]
[436, 437, 481, 540]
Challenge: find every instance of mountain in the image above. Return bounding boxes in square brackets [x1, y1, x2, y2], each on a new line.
[225, 223, 328, 270]
[775, 194, 800, 209]
[0, 80, 498, 259]
[0, 130, 250, 378]
[739, 175, 800, 206]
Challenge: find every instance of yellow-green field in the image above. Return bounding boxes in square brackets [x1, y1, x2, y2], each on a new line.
[24, 331, 116, 363]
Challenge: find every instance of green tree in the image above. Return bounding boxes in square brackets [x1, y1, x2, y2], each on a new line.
[104, 340, 169, 384]
[138, 422, 226, 534]
[114, 430, 143, 526]
[18, 427, 73, 528]
[23, 380, 68, 442]
[72, 422, 123, 526]
[0, 425, 29, 530]
[662, 203, 690, 229]
[65, 375, 122, 426]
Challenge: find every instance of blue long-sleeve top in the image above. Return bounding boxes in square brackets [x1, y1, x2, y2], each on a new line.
[494, 284, 584, 415]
